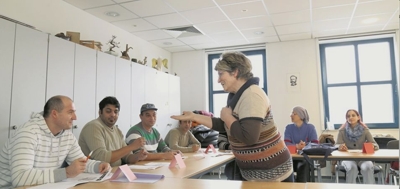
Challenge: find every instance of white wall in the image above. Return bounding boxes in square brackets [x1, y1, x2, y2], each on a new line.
[172, 50, 208, 112]
[0, 0, 171, 70]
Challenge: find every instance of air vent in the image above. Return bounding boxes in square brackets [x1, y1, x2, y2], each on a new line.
[163, 26, 203, 38]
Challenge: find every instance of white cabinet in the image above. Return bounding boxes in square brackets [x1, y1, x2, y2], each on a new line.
[95, 52, 116, 114]
[115, 58, 131, 135]
[0, 19, 15, 147]
[168, 74, 181, 133]
[72, 45, 97, 139]
[9, 25, 48, 137]
[144, 68, 170, 138]
[46, 35, 75, 100]
[131, 63, 146, 127]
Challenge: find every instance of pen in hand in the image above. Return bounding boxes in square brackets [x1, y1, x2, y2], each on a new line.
[86, 151, 93, 162]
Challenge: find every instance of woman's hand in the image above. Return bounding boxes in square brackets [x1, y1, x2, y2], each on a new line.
[338, 144, 348, 151]
[171, 111, 194, 121]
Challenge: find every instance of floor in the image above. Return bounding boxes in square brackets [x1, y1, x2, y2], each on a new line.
[199, 167, 389, 184]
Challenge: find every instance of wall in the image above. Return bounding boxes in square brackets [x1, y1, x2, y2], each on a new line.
[0, 0, 171, 70]
[172, 50, 208, 112]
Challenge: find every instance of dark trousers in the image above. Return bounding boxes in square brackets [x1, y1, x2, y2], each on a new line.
[293, 160, 310, 182]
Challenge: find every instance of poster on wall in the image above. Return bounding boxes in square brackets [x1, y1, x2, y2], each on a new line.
[286, 73, 300, 92]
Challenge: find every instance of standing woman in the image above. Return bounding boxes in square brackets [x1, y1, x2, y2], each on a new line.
[284, 106, 318, 182]
[171, 51, 293, 182]
[336, 109, 378, 184]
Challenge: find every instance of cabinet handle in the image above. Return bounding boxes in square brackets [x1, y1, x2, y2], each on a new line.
[73, 125, 77, 129]
[12, 125, 17, 130]
[167, 123, 172, 127]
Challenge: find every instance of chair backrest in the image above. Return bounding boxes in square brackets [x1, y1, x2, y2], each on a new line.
[373, 137, 397, 149]
[387, 140, 399, 149]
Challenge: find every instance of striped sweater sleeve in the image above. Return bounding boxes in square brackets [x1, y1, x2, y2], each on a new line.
[9, 128, 53, 187]
[64, 136, 101, 174]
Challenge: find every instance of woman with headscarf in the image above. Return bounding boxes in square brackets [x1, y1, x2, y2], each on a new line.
[171, 51, 294, 182]
[336, 109, 378, 184]
[284, 106, 318, 182]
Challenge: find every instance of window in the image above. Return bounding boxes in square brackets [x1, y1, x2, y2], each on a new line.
[320, 37, 399, 129]
[208, 49, 267, 117]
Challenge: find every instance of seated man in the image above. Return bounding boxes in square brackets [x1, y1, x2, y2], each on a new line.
[126, 103, 180, 160]
[79, 96, 148, 167]
[0, 95, 110, 188]
[165, 119, 200, 153]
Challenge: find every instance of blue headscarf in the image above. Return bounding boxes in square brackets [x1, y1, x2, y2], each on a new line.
[293, 106, 309, 123]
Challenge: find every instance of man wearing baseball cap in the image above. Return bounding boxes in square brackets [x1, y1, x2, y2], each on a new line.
[125, 103, 181, 160]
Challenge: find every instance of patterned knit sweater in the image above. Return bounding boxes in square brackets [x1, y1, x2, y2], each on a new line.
[215, 85, 293, 181]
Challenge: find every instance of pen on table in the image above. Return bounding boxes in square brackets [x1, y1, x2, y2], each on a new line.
[86, 151, 93, 162]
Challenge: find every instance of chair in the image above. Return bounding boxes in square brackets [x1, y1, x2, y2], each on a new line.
[374, 137, 397, 183]
[387, 140, 399, 185]
[335, 159, 384, 184]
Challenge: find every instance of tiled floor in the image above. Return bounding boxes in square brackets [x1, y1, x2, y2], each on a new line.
[199, 169, 385, 184]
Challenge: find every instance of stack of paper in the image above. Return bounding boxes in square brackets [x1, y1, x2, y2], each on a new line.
[111, 172, 164, 183]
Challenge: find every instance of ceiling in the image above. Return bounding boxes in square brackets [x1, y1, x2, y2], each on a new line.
[64, 0, 399, 53]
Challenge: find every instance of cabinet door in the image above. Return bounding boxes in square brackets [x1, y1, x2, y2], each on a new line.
[0, 19, 15, 147]
[115, 58, 131, 135]
[131, 63, 146, 126]
[144, 68, 170, 138]
[46, 35, 74, 99]
[73, 45, 97, 139]
[10, 25, 48, 137]
[95, 52, 116, 114]
[168, 75, 181, 133]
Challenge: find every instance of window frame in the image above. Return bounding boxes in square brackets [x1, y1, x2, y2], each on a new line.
[319, 37, 399, 129]
[208, 49, 267, 114]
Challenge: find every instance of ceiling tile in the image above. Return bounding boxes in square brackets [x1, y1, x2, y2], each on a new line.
[275, 22, 312, 35]
[195, 20, 236, 35]
[312, 0, 357, 8]
[347, 24, 387, 34]
[177, 35, 215, 45]
[151, 38, 186, 47]
[181, 7, 226, 24]
[279, 33, 311, 41]
[313, 4, 355, 21]
[112, 18, 157, 32]
[190, 43, 220, 49]
[120, 0, 175, 17]
[221, 1, 268, 19]
[113, 0, 133, 3]
[231, 16, 272, 30]
[132, 30, 173, 41]
[263, 0, 309, 14]
[248, 36, 280, 43]
[241, 27, 277, 38]
[215, 0, 261, 6]
[144, 13, 191, 29]
[164, 45, 196, 52]
[164, 0, 216, 11]
[270, 9, 310, 26]
[313, 29, 347, 38]
[218, 39, 249, 47]
[209, 31, 245, 42]
[313, 18, 350, 31]
[384, 22, 399, 30]
[64, 0, 115, 9]
[85, 4, 138, 22]
[350, 13, 394, 28]
[354, 0, 398, 16]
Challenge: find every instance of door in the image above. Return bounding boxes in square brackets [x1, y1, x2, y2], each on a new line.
[115, 58, 131, 135]
[46, 35, 74, 99]
[0, 19, 15, 147]
[73, 45, 97, 138]
[95, 52, 116, 114]
[10, 24, 48, 137]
